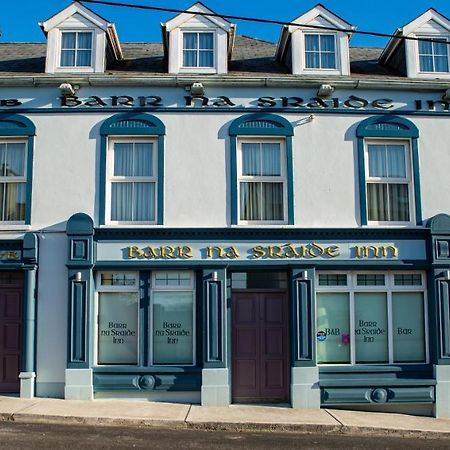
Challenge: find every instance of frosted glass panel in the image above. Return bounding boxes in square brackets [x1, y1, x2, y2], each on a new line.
[98, 292, 138, 365]
[393, 292, 425, 362]
[153, 291, 194, 364]
[317, 293, 351, 364]
[355, 292, 388, 363]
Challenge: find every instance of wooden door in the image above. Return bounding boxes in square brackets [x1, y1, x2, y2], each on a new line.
[232, 291, 289, 402]
[0, 288, 22, 392]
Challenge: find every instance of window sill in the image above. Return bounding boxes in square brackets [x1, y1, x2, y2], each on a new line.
[0, 224, 31, 232]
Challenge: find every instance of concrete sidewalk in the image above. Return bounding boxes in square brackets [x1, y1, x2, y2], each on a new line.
[1, 396, 450, 438]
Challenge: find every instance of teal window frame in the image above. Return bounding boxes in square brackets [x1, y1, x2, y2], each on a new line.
[229, 114, 294, 225]
[356, 115, 422, 226]
[99, 113, 165, 225]
[0, 114, 36, 225]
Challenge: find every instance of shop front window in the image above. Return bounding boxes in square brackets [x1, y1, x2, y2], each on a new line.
[96, 271, 195, 366]
[316, 272, 427, 365]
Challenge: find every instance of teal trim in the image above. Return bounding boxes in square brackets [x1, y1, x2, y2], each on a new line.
[99, 113, 166, 226]
[286, 136, 294, 225]
[229, 113, 295, 225]
[0, 114, 36, 225]
[229, 113, 294, 136]
[356, 115, 422, 226]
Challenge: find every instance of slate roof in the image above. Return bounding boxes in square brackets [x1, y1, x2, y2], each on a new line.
[0, 36, 400, 78]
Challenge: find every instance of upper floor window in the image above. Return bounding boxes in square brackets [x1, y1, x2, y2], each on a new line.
[366, 141, 412, 223]
[0, 141, 27, 222]
[60, 31, 93, 67]
[418, 37, 449, 73]
[304, 34, 336, 69]
[229, 114, 294, 226]
[238, 140, 286, 223]
[99, 113, 165, 226]
[356, 116, 422, 226]
[182, 32, 214, 68]
[107, 139, 157, 224]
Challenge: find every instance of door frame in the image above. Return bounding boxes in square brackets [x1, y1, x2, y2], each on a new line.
[231, 288, 290, 403]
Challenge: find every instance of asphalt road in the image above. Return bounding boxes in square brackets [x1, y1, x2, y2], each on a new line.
[0, 422, 448, 449]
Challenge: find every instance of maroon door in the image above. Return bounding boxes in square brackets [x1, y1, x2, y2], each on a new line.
[0, 288, 22, 392]
[232, 291, 289, 402]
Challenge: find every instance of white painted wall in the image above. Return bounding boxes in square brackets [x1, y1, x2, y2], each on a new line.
[0, 85, 449, 230]
[35, 233, 68, 398]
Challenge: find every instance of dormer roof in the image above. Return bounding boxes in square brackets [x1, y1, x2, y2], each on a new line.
[40, 1, 123, 60]
[380, 8, 450, 65]
[161, 2, 236, 60]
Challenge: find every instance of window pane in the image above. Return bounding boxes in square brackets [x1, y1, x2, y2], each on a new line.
[231, 271, 287, 289]
[434, 55, 449, 72]
[133, 182, 155, 221]
[111, 182, 132, 221]
[316, 293, 351, 364]
[183, 33, 197, 50]
[392, 292, 425, 362]
[5, 143, 25, 177]
[153, 291, 194, 364]
[76, 50, 91, 67]
[394, 274, 422, 286]
[98, 292, 138, 365]
[199, 50, 214, 67]
[262, 182, 283, 220]
[134, 143, 153, 176]
[434, 40, 447, 56]
[367, 183, 388, 221]
[77, 32, 92, 49]
[4, 183, 25, 221]
[318, 274, 347, 286]
[154, 271, 193, 288]
[320, 35, 335, 52]
[387, 145, 406, 178]
[355, 292, 388, 363]
[114, 143, 133, 176]
[368, 145, 386, 177]
[321, 52, 336, 69]
[261, 143, 281, 176]
[61, 32, 76, 49]
[100, 272, 137, 286]
[419, 55, 434, 72]
[61, 50, 75, 67]
[389, 184, 409, 222]
[305, 35, 319, 51]
[240, 182, 261, 220]
[199, 33, 213, 49]
[242, 143, 261, 176]
[357, 274, 385, 286]
[183, 50, 197, 67]
[305, 52, 320, 68]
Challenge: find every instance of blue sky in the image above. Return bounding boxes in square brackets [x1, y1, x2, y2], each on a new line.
[1, 0, 450, 47]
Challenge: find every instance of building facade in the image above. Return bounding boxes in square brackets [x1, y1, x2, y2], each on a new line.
[0, 1, 450, 417]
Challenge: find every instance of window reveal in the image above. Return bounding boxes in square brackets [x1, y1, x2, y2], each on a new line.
[418, 37, 449, 73]
[304, 34, 336, 69]
[182, 32, 214, 68]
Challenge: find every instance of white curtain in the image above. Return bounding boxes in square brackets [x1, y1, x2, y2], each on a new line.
[76, 32, 92, 66]
[368, 144, 405, 178]
[183, 33, 197, 67]
[61, 32, 76, 67]
[242, 143, 280, 176]
[240, 182, 283, 221]
[389, 184, 409, 222]
[320, 35, 335, 69]
[367, 183, 388, 221]
[387, 145, 406, 177]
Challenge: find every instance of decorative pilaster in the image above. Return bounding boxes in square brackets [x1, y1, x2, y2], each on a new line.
[201, 269, 230, 406]
[65, 213, 94, 400]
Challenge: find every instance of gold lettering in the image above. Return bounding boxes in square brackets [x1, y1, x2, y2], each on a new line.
[326, 245, 340, 258]
[226, 246, 240, 259]
[381, 245, 398, 258]
[284, 244, 300, 258]
[268, 245, 283, 258]
[206, 246, 214, 258]
[178, 246, 193, 258]
[355, 245, 380, 258]
[160, 246, 176, 258]
[252, 245, 266, 258]
[144, 246, 159, 258]
[308, 243, 325, 258]
[128, 246, 144, 258]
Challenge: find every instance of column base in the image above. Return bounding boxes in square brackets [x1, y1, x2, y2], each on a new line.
[19, 372, 36, 398]
[291, 366, 321, 409]
[65, 368, 93, 400]
[201, 368, 231, 406]
[434, 365, 450, 418]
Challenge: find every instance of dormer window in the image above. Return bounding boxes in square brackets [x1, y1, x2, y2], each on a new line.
[182, 32, 214, 68]
[60, 31, 93, 67]
[418, 38, 449, 73]
[275, 5, 354, 77]
[41, 1, 122, 74]
[304, 34, 336, 69]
